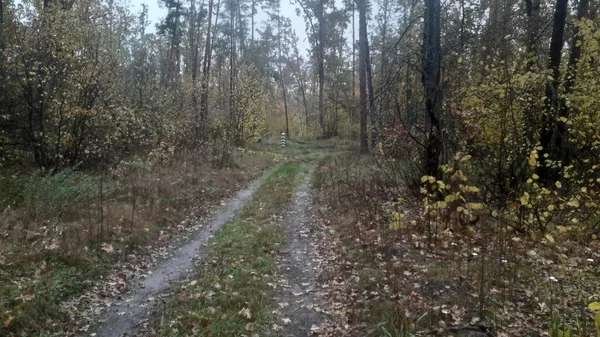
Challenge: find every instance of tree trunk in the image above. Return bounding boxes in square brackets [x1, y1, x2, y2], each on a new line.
[556, 0, 589, 164]
[358, 0, 368, 151]
[378, 0, 389, 123]
[229, 0, 237, 144]
[366, 39, 377, 148]
[277, 3, 289, 138]
[422, 0, 442, 177]
[538, 0, 568, 183]
[191, 0, 202, 133]
[251, 0, 255, 47]
[199, 0, 215, 135]
[317, 0, 325, 135]
[0, 0, 4, 86]
[352, 2, 356, 99]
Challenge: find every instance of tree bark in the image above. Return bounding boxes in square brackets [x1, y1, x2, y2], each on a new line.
[199, 0, 215, 135]
[352, 2, 356, 99]
[422, 0, 442, 177]
[277, 3, 289, 137]
[538, 0, 568, 182]
[358, 0, 368, 150]
[366, 39, 377, 148]
[229, 0, 237, 144]
[317, 0, 325, 135]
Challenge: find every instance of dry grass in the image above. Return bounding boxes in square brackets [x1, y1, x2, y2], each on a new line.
[0, 147, 277, 336]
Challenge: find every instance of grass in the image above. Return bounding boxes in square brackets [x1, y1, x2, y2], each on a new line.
[159, 162, 302, 336]
[0, 148, 278, 336]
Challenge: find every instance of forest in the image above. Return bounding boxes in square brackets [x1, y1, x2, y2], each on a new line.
[0, 0, 599, 335]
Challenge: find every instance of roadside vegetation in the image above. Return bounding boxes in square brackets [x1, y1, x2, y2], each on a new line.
[0, 149, 277, 336]
[312, 152, 600, 337]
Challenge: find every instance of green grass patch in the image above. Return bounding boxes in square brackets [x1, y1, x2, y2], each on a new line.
[159, 162, 302, 337]
[0, 260, 90, 336]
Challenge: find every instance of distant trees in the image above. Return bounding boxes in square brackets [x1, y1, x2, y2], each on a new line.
[0, 0, 598, 191]
[0, 0, 312, 169]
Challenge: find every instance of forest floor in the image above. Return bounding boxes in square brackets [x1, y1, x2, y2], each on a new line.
[2, 140, 599, 337]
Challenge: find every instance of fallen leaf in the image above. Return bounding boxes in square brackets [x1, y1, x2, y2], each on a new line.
[589, 302, 600, 311]
[245, 322, 254, 331]
[238, 307, 252, 319]
[101, 243, 114, 253]
[3, 314, 14, 327]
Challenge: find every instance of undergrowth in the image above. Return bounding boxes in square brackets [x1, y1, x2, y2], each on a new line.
[0, 148, 277, 336]
[312, 152, 600, 337]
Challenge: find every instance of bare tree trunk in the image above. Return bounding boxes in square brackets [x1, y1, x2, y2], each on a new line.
[317, 0, 325, 135]
[236, 3, 246, 56]
[277, 3, 289, 137]
[366, 39, 377, 148]
[229, 0, 237, 144]
[0, 0, 4, 81]
[422, 0, 442, 177]
[358, 0, 368, 150]
[191, 0, 203, 134]
[352, 2, 356, 99]
[538, 0, 568, 183]
[199, 0, 216, 135]
[251, 0, 255, 47]
[378, 0, 389, 122]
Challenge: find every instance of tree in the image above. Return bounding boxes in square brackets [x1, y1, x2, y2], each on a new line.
[275, 2, 290, 137]
[199, 0, 216, 135]
[538, 0, 568, 183]
[358, 0, 368, 150]
[421, 0, 442, 177]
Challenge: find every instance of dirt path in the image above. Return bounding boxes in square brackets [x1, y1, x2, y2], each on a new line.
[88, 168, 276, 337]
[271, 164, 330, 337]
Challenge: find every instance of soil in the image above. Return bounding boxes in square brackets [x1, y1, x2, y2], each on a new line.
[269, 165, 330, 337]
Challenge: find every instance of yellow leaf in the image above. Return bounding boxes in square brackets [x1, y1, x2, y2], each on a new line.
[588, 302, 600, 311]
[545, 234, 555, 243]
[555, 181, 562, 189]
[467, 202, 484, 210]
[528, 152, 537, 167]
[547, 205, 555, 211]
[532, 174, 539, 180]
[428, 176, 436, 184]
[520, 193, 530, 206]
[445, 194, 457, 203]
[457, 56, 463, 64]
[434, 201, 448, 209]
[421, 176, 429, 183]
